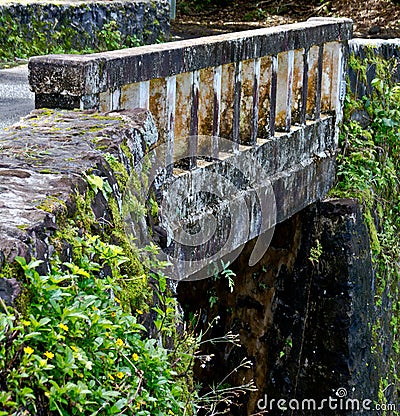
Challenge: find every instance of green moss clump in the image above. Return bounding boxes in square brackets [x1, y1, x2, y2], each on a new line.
[103, 153, 130, 192]
[108, 196, 151, 312]
[36, 195, 66, 213]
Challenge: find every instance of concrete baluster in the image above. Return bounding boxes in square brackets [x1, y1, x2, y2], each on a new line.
[149, 78, 168, 143]
[258, 55, 272, 140]
[232, 60, 242, 151]
[315, 44, 324, 120]
[239, 59, 255, 145]
[300, 47, 309, 126]
[285, 50, 294, 132]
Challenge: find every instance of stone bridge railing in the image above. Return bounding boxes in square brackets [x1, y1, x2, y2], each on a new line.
[29, 17, 351, 157]
[28, 18, 353, 279]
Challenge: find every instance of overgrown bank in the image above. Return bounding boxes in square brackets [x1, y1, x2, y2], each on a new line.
[331, 48, 400, 408]
[0, 109, 199, 415]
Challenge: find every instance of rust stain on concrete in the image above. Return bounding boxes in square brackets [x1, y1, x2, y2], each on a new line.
[321, 42, 341, 113]
[258, 55, 272, 140]
[220, 62, 235, 141]
[291, 49, 304, 125]
[198, 67, 214, 137]
[275, 51, 289, 131]
[149, 78, 168, 143]
[174, 72, 192, 155]
[240, 59, 255, 143]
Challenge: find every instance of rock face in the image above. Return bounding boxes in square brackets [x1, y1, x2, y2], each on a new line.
[0, 0, 169, 53]
[178, 199, 378, 415]
[0, 278, 21, 307]
[0, 108, 157, 300]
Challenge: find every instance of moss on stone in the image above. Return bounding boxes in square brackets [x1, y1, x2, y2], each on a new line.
[103, 152, 130, 192]
[0, 261, 30, 315]
[333, 50, 400, 408]
[0, 1, 169, 62]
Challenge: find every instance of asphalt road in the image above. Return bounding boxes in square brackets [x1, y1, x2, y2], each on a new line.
[0, 65, 35, 132]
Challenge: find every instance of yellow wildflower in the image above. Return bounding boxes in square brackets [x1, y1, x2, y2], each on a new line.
[116, 371, 124, 379]
[116, 338, 124, 347]
[70, 345, 79, 353]
[136, 402, 141, 409]
[23, 346, 34, 355]
[45, 392, 50, 398]
[44, 351, 54, 359]
[132, 353, 139, 362]
[136, 309, 143, 315]
[111, 312, 116, 318]
[59, 323, 69, 331]
[108, 373, 115, 381]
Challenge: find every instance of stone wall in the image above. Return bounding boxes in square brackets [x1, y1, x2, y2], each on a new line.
[0, 108, 157, 304]
[0, 0, 169, 54]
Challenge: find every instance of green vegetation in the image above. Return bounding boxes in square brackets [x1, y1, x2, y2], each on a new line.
[0, 163, 197, 415]
[0, 109, 199, 414]
[308, 239, 323, 266]
[330, 50, 400, 411]
[207, 261, 236, 308]
[0, 13, 145, 65]
[0, 243, 188, 415]
[0, 120, 251, 414]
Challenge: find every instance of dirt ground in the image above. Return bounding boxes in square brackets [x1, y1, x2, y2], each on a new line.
[171, 0, 400, 39]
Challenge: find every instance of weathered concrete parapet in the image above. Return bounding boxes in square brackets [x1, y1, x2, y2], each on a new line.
[127, 115, 336, 280]
[0, 108, 157, 303]
[29, 17, 352, 150]
[0, 0, 169, 55]
[28, 18, 351, 279]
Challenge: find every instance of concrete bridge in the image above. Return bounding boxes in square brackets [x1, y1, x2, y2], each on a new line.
[24, 17, 352, 280]
[2, 16, 400, 414]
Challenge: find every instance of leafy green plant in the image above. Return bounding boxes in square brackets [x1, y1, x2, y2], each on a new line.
[97, 21, 123, 51]
[213, 261, 236, 293]
[309, 239, 322, 266]
[207, 261, 236, 308]
[0, 236, 188, 415]
[244, 7, 268, 21]
[85, 174, 113, 200]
